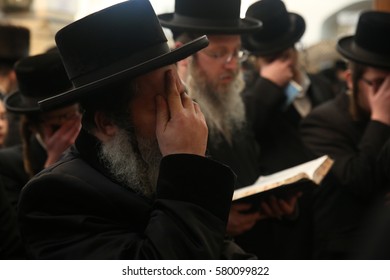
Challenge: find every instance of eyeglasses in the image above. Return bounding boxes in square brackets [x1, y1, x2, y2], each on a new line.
[200, 48, 249, 64]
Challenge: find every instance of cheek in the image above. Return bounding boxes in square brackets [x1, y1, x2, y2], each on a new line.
[196, 58, 219, 79]
[129, 100, 157, 139]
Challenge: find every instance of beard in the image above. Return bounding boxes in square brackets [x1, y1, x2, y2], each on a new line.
[98, 127, 162, 198]
[186, 59, 246, 145]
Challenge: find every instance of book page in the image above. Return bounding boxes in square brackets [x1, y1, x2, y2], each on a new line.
[232, 155, 332, 201]
[254, 155, 330, 185]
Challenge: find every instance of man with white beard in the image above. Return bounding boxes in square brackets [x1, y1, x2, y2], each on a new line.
[159, 0, 302, 259]
[18, 0, 244, 260]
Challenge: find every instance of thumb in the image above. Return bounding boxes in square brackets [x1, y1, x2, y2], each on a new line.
[155, 95, 169, 134]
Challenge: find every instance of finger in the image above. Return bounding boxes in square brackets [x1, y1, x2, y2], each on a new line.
[259, 201, 274, 217]
[268, 196, 283, 217]
[180, 91, 194, 109]
[165, 70, 182, 116]
[278, 198, 296, 215]
[155, 95, 169, 133]
[193, 101, 201, 114]
[41, 124, 54, 142]
[378, 75, 390, 94]
[52, 119, 79, 139]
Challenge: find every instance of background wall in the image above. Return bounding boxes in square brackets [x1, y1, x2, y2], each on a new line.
[0, 0, 376, 71]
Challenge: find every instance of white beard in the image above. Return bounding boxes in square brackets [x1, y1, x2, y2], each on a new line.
[98, 128, 162, 198]
[186, 59, 246, 145]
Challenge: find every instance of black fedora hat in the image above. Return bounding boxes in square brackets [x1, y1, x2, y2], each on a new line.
[0, 24, 30, 64]
[242, 0, 305, 56]
[337, 11, 390, 69]
[39, 0, 209, 111]
[158, 0, 262, 34]
[5, 52, 72, 113]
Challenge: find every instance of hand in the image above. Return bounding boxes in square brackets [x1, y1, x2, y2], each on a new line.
[156, 69, 208, 157]
[370, 75, 390, 126]
[227, 203, 264, 236]
[258, 192, 302, 220]
[258, 57, 294, 87]
[42, 115, 82, 168]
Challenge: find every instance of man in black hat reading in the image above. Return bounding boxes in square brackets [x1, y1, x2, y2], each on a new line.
[159, 0, 302, 259]
[242, 0, 336, 176]
[300, 11, 390, 259]
[18, 0, 243, 260]
[238, 0, 338, 259]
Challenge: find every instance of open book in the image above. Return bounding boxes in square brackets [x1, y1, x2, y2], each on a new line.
[232, 155, 334, 202]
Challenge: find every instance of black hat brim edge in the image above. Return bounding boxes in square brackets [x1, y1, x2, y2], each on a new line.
[158, 13, 261, 34]
[39, 36, 209, 111]
[242, 13, 305, 56]
[337, 36, 390, 69]
[4, 92, 40, 114]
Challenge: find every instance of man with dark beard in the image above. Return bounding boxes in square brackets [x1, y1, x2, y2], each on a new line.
[17, 0, 242, 260]
[159, 0, 302, 259]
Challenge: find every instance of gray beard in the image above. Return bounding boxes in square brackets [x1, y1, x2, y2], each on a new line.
[98, 128, 162, 198]
[186, 59, 246, 145]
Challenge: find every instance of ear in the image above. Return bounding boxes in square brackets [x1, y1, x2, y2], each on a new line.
[345, 69, 353, 90]
[94, 111, 118, 141]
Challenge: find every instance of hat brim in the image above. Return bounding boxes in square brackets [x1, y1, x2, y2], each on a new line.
[39, 36, 209, 111]
[158, 13, 261, 34]
[337, 36, 390, 69]
[5, 91, 40, 113]
[242, 13, 305, 56]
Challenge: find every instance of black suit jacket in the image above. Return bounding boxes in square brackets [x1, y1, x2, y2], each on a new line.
[240, 73, 335, 259]
[0, 182, 24, 259]
[18, 129, 238, 259]
[0, 138, 47, 210]
[243, 74, 335, 174]
[300, 92, 390, 259]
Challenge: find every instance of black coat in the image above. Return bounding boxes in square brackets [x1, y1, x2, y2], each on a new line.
[206, 125, 260, 189]
[0, 138, 47, 210]
[0, 183, 24, 259]
[300, 92, 390, 259]
[239, 74, 335, 259]
[0, 137, 47, 259]
[243, 74, 335, 174]
[18, 129, 239, 260]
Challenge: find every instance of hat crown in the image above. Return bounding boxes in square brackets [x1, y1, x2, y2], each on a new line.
[0, 24, 30, 62]
[355, 11, 390, 55]
[56, 0, 169, 87]
[15, 52, 72, 99]
[158, 0, 261, 34]
[242, 0, 305, 55]
[5, 52, 73, 113]
[175, 0, 240, 21]
[246, 0, 294, 40]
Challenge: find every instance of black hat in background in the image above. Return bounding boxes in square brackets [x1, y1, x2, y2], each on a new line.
[0, 24, 30, 65]
[5, 52, 72, 113]
[242, 0, 305, 56]
[158, 0, 262, 34]
[39, 0, 209, 111]
[337, 11, 390, 69]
